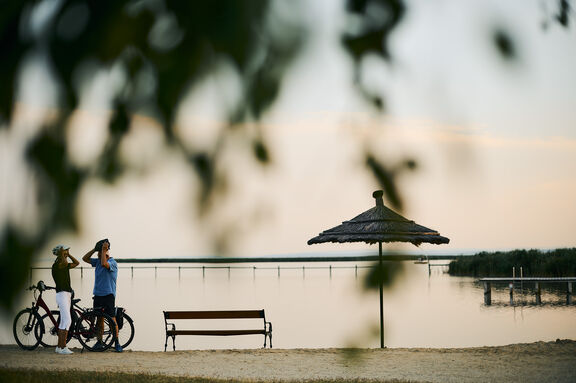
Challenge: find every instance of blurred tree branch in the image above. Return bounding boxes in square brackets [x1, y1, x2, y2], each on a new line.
[0, 0, 306, 309]
[0, 0, 572, 310]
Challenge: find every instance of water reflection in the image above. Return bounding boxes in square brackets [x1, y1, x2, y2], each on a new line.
[1, 261, 575, 351]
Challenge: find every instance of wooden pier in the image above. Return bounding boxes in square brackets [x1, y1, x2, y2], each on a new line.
[479, 277, 576, 305]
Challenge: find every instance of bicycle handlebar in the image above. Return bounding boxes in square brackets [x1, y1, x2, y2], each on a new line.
[28, 280, 55, 292]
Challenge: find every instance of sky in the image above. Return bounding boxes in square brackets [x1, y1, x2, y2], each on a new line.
[3, 0, 576, 262]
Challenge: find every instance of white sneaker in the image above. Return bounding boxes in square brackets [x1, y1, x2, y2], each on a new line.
[56, 347, 74, 355]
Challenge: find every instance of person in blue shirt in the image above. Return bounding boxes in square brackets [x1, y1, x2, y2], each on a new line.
[82, 238, 122, 352]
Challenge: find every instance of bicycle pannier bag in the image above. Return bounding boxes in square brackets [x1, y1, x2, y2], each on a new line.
[115, 307, 125, 330]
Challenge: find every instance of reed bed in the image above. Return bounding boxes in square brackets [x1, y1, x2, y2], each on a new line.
[448, 248, 576, 277]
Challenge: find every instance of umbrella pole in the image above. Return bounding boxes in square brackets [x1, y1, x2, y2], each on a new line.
[379, 241, 384, 348]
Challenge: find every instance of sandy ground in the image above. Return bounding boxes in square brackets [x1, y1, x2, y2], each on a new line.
[1, 341, 576, 383]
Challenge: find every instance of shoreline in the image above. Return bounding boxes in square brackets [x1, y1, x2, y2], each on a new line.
[2, 340, 575, 383]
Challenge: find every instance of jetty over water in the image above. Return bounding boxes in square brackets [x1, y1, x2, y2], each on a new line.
[479, 277, 576, 305]
[116, 254, 463, 264]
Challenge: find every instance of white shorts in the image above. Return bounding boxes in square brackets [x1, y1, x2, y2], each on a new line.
[55, 291, 72, 330]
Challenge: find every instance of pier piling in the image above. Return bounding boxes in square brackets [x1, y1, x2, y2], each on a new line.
[509, 282, 514, 305]
[480, 277, 576, 305]
[484, 282, 492, 305]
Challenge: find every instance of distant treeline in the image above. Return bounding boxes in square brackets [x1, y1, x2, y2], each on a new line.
[448, 248, 576, 277]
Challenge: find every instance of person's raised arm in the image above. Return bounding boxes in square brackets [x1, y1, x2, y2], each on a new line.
[100, 241, 110, 270]
[82, 248, 97, 264]
[68, 253, 80, 269]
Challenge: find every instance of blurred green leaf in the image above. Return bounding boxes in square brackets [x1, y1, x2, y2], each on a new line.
[253, 139, 270, 164]
[556, 0, 571, 27]
[365, 154, 402, 210]
[364, 261, 405, 291]
[0, 3, 29, 125]
[493, 29, 516, 61]
[0, 226, 38, 310]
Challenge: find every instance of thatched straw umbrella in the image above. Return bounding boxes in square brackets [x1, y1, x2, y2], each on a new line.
[308, 190, 449, 348]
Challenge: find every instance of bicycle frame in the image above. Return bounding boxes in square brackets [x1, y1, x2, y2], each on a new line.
[37, 291, 90, 340]
[32, 289, 59, 330]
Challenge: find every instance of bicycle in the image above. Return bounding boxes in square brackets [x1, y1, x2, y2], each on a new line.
[35, 290, 135, 350]
[13, 281, 132, 351]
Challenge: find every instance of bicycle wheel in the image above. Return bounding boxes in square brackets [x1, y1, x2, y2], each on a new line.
[35, 310, 60, 347]
[13, 308, 42, 350]
[117, 313, 135, 349]
[75, 310, 115, 352]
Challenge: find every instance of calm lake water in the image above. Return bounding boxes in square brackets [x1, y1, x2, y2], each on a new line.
[2, 260, 575, 351]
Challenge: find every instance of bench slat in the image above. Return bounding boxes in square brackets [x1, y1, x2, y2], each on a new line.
[164, 310, 265, 320]
[167, 329, 266, 336]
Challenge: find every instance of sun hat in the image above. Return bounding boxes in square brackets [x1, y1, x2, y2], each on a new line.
[52, 245, 70, 255]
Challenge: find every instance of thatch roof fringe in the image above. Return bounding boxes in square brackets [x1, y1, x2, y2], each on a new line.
[307, 191, 449, 246]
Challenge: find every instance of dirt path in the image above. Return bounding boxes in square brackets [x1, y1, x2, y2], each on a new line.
[2, 341, 576, 382]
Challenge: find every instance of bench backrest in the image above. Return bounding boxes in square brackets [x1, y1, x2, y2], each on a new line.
[164, 310, 265, 320]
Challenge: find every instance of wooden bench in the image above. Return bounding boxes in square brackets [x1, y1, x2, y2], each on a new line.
[163, 310, 273, 351]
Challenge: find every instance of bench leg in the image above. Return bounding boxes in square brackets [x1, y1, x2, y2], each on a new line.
[264, 330, 272, 348]
[269, 331, 273, 349]
[268, 323, 273, 348]
[165, 334, 176, 351]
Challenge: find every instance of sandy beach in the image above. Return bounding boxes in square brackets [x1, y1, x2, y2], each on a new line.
[1, 340, 575, 382]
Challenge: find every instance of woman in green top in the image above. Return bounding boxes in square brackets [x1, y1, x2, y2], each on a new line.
[51, 245, 79, 355]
